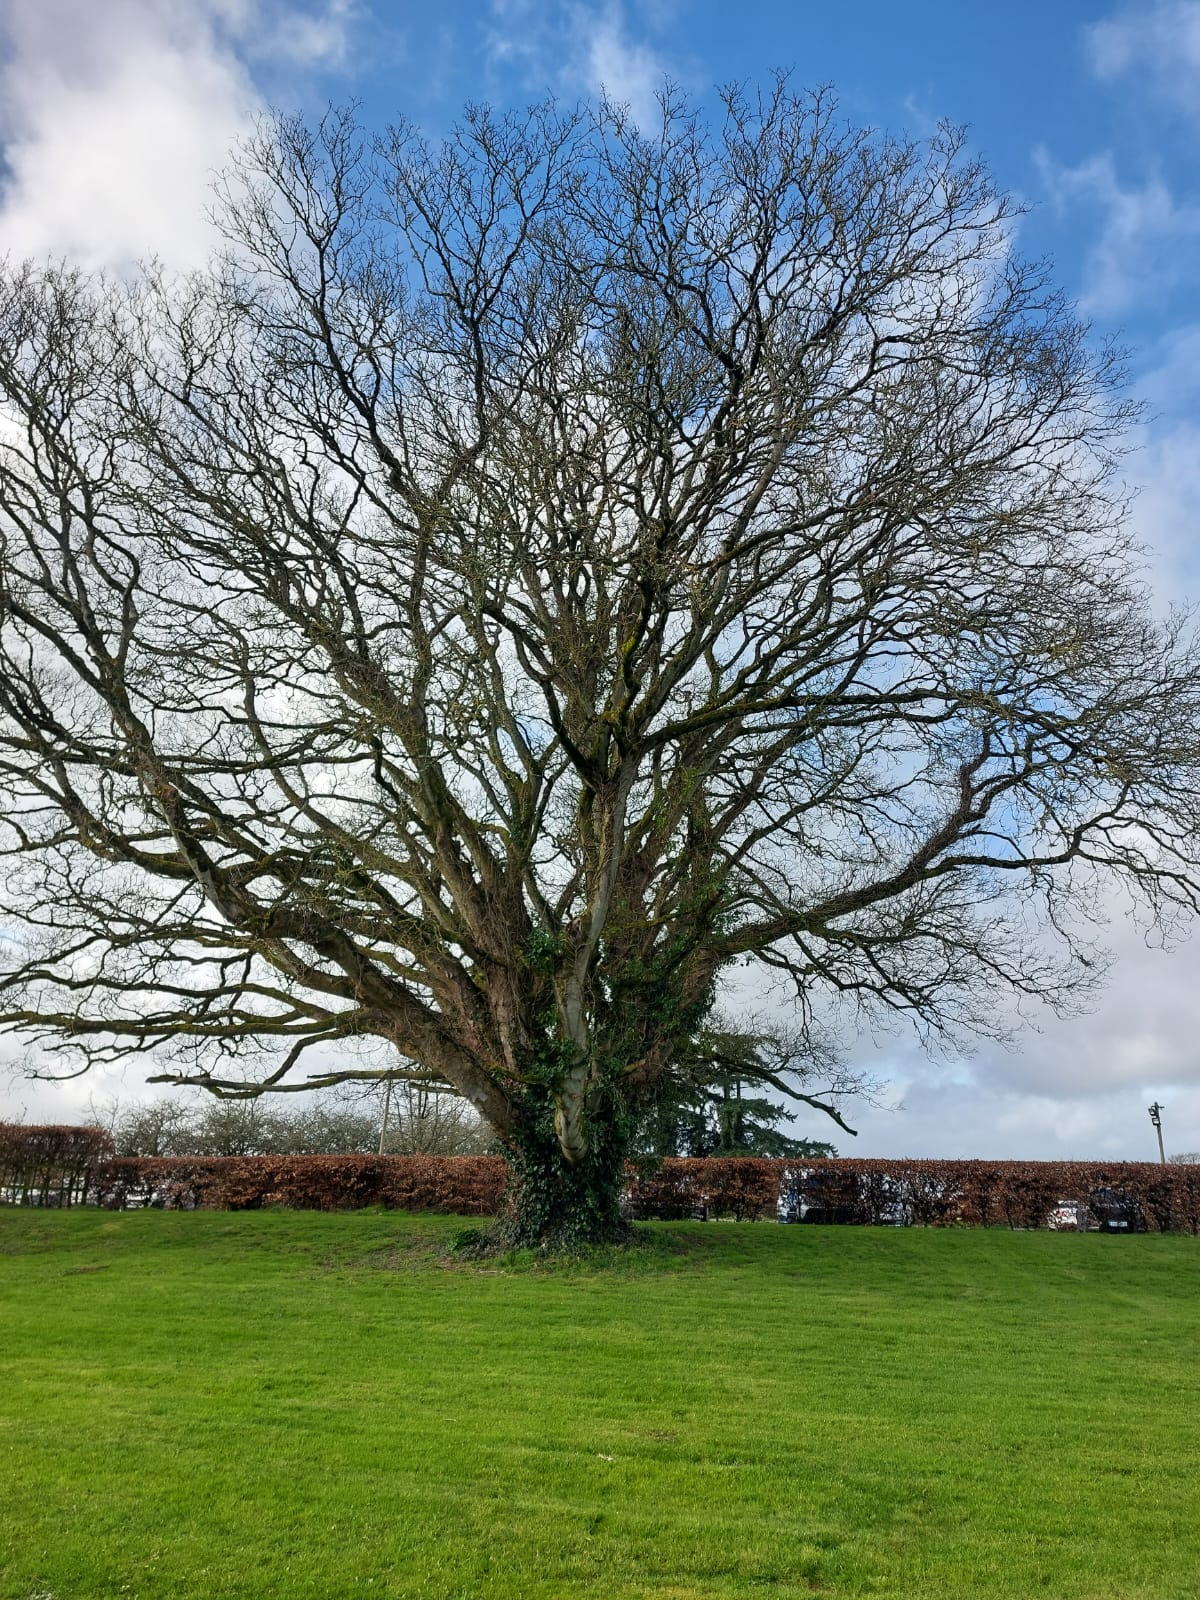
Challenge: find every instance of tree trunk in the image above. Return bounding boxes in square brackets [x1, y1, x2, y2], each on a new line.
[493, 1086, 633, 1251]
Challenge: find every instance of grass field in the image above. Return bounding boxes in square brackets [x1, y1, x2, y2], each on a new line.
[1, 1211, 1198, 1600]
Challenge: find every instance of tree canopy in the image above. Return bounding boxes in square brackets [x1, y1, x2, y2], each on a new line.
[1, 83, 1198, 1243]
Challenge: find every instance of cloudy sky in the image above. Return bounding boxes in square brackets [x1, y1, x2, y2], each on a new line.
[1, 0, 1198, 1162]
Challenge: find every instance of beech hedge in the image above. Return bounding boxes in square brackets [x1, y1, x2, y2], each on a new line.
[91, 1154, 508, 1214]
[0, 1123, 114, 1207]
[7, 1138, 1200, 1231]
[628, 1156, 1200, 1231]
[79, 1153, 1200, 1231]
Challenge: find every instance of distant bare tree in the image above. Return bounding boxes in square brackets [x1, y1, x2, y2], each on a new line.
[377, 1083, 493, 1155]
[89, 1094, 197, 1157]
[1, 84, 1198, 1244]
[280, 1096, 382, 1155]
[91, 1092, 386, 1156]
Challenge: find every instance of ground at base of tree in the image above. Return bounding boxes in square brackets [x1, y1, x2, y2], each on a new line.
[1, 1212, 1197, 1600]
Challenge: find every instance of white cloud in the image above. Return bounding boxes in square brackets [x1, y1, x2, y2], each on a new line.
[845, 1067, 1200, 1162]
[1111, 327, 1200, 603]
[486, 1, 679, 129]
[1088, 1, 1200, 115]
[1033, 7, 1200, 320]
[1127, 420, 1200, 601]
[848, 895, 1200, 1158]
[245, 0, 365, 70]
[1137, 322, 1200, 420]
[0, 0, 250, 269]
[1035, 150, 1200, 318]
[0, 0, 364, 273]
[832, 313, 1200, 1161]
[788, 836, 1200, 1160]
[577, 6, 667, 128]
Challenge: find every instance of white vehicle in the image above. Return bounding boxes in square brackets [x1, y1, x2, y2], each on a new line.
[1047, 1200, 1086, 1230]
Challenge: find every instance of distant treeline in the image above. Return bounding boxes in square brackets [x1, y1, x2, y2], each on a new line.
[92, 1087, 492, 1158]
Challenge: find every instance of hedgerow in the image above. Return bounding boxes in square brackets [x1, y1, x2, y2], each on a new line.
[84, 1152, 1200, 1231]
[5, 1128, 1199, 1232]
[0, 1123, 114, 1207]
[90, 1154, 508, 1214]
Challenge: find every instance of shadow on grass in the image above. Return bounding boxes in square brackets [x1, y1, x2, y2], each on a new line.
[339, 1219, 723, 1278]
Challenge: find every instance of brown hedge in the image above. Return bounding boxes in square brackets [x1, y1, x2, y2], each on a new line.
[623, 1157, 782, 1221]
[86, 1153, 782, 1219]
[0, 1123, 114, 1206]
[767, 1157, 1200, 1233]
[13, 1146, 1200, 1232]
[91, 1153, 508, 1214]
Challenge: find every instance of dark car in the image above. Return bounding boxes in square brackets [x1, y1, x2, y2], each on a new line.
[778, 1169, 865, 1225]
[1087, 1187, 1147, 1233]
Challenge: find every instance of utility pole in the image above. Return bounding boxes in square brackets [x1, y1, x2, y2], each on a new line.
[1148, 1102, 1167, 1165]
[378, 1078, 394, 1156]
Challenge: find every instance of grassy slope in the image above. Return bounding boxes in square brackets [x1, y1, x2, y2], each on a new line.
[0, 1211, 1197, 1600]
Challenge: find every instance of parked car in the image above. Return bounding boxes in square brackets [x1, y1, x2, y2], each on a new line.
[1086, 1186, 1147, 1233]
[778, 1169, 865, 1224]
[1047, 1199, 1087, 1231]
[1045, 1190, 1147, 1232]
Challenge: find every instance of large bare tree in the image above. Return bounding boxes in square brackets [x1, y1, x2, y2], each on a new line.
[1, 85, 1198, 1244]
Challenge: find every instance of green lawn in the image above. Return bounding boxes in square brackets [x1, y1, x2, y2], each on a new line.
[1, 1211, 1197, 1599]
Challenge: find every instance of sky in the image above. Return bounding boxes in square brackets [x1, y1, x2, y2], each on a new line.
[1, 0, 1198, 1162]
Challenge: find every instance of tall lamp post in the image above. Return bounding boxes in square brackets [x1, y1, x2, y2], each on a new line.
[1148, 1102, 1167, 1165]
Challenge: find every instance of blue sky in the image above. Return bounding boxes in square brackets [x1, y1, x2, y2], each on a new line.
[338, 2, 1200, 352]
[1, 0, 1198, 1158]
